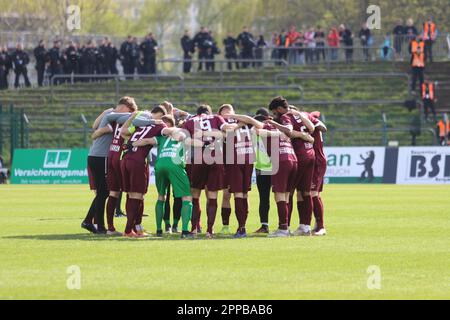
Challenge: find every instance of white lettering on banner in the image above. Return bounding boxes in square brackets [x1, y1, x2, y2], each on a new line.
[324, 147, 385, 180]
[396, 147, 450, 184]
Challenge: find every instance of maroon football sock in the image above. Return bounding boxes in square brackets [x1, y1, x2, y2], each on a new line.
[191, 198, 200, 232]
[234, 198, 247, 229]
[135, 199, 144, 226]
[276, 201, 288, 230]
[206, 198, 218, 233]
[243, 197, 249, 214]
[125, 198, 140, 234]
[221, 207, 232, 226]
[287, 194, 294, 226]
[106, 196, 118, 231]
[313, 196, 324, 229]
[299, 196, 313, 226]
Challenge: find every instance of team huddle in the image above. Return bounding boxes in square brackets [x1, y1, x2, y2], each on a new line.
[81, 96, 327, 239]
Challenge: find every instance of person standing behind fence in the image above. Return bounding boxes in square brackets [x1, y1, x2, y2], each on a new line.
[181, 30, 194, 73]
[422, 17, 437, 63]
[287, 26, 300, 64]
[339, 24, 353, 63]
[315, 26, 326, 62]
[304, 27, 316, 64]
[0, 46, 12, 90]
[34, 40, 48, 87]
[405, 18, 418, 43]
[255, 35, 267, 68]
[80, 40, 97, 81]
[237, 26, 256, 68]
[270, 32, 279, 62]
[48, 41, 63, 85]
[393, 19, 405, 60]
[436, 118, 450, 146]
[193, 27, 211, 71]
[11, 43, 31, 89]
[120, 36, 133, 78]
[104, 38, 118, 75]
[422, 79, 437, 121]
[65, 41, 80, 79]
[276, 30, 289, 64]
[140, 33, 158, 74]
[205, 31, 220, 72]
[359, 22, 371, 61]
[327, 27, 340, 61]
[223, 32, 239, 71]
[409, 34, 425, 93]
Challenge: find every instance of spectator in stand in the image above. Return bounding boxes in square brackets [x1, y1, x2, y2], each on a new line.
[393, 19, 405, 60]
[314, 25, 326, 62]
[205, 31, 220, 72]
[120, 36, 133, 78]
[65, 40, 80, 78]
[359, 22, 371, 61]
[237, 26, 256, 68]
[12, 43, 31, 88]
[193, 26, 211, 71]
[304, 27, 316, 64]
[0, 46, 12, 90]
[287, 25, 300, 64]
[409, 33, 425, 93]
[294, 32, 305, 65]
[255, 35, 267, 68]
[223, 32, 239, 71]
[404, 18, 418, 43]
[422, 17, 437, 63]
[339, 24, 354, 63]
[48, 40, 63, 85]
[34, 40, 48, 87]
[380, 33, 393, 60]
[270, 32, 279, 62]
[422, 78, 437, 121]
[0, 155, 6, 184]
[437, 118, 450, 146]
[181, 30, 194, 73]
[140, 32, 158, 74]
[327, 27, 340, 61]
[104, 37, 119, 75]
[276, 30, 290, 63]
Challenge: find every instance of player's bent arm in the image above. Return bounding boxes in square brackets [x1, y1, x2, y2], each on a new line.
[185, 138, 204, 147]
[121, 111, 139, 138]
[315, 120, 327, 132]
[91, 126, 113, 140]
[228, 114, 264, 130]
[288, 109, 315, 133]
[132, 138, 157, 147]
[221, 123, 239, 132]
[254, 128, 281, 137]
[266, 120, 293, 136]
[290, 130, 314, 143]
[92, 108, 113, 129]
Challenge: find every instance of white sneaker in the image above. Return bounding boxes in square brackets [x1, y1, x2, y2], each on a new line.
[268, 229, 290, 238]
[313, 228, 327, 236]
[291, 226, 311, 237]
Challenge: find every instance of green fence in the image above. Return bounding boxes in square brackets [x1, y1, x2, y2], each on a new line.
[0, 104, 30, 165]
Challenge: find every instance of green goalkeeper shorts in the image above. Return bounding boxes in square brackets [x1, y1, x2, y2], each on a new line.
[155, 163, 191, 198]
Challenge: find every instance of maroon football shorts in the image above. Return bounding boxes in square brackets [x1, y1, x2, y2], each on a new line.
[121, 158, 149, 194]
[271, 161, 297, 193]
[295, 154, 315, 192]
[228, 164, 253, 194]
[107, 155, 122, 192]
[190, 163, 225, 191]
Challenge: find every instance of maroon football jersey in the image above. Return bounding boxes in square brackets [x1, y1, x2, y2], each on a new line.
[124, 124, 167, 162]
[263, 123, 297, 163]
[312, 121, 326, 165]
[183, 114, 226, 161]
[108, 122, 125, 162]
[224, 118, 255, 164]
[280, 113, 318, 157]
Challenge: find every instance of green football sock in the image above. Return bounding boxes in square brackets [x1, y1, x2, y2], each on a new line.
[173, 219, 179, 229]
[164, 219, 171, 226]
[155, 200, 165, 232]
[181, 201, 193, 232]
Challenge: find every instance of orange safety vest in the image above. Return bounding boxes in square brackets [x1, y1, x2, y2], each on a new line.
[411, 40, 425, 67]
[422, 82, 435, 100]
[437, 120, 446, 137]
[423, 22, 436, 40]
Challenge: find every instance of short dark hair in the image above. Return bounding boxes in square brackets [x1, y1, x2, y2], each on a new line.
[161, 115, 175, 127]
[218, 104, 233, 115]
[269, 96, 289, 111]
[196, 105, 211, 115]
[151, 106, 167, 115]
[118, 96, 137, 112]
[255, 107, 270, 117]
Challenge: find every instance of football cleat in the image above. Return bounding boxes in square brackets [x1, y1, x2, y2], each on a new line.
[291, 226, 311, 237]
[233, 229, 247, 238]
[218, 226, 231, 235]
[254, 225, 270, 234]
[123, 231, 138, 238]
[165, 224, 172, 234]
[205, 232, 214, 239]
[313, 228, 327, 236]
[268, 229, 290, 238]
[181, 231, 196, 239]
[106, 230, 123, 236]
[114, 211, 126, 218]
[156, 230, 163, 237]
[81, 222, 97, 234]
[172, 226, 180, 234]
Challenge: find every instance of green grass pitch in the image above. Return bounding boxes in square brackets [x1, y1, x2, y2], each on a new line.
[0, 184, 449, 300]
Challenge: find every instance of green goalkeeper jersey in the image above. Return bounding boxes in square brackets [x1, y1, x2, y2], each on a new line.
[155, 135, 186, 168]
